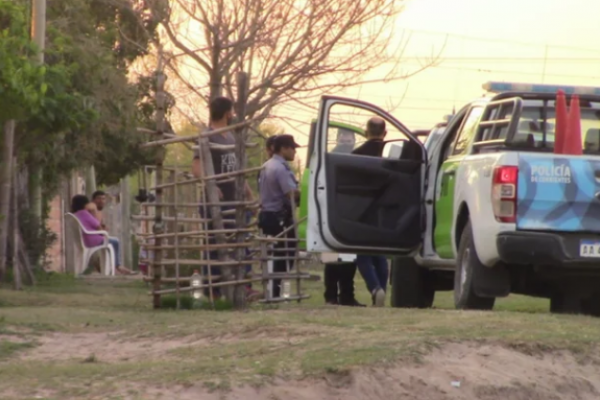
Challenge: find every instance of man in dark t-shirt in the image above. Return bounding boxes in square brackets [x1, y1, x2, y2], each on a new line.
[206, 129, 238, 200]
[192, 99, 253, 202]
[352, 117, 389, 307]
[352, 118, 386, 157]
[191, 97, 258, 300]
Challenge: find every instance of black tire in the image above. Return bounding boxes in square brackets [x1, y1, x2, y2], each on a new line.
[550, 293, 583, 315]
[454, 221, 495, 310]
[582, 292, 600, 317]
[390, 257, 435, 308]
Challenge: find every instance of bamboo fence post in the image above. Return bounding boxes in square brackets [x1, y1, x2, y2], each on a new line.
[197, 134, 230, 301]
[173, 166, 181, 309]
[151, 56, 167, 308]
[289, 192, 301, 302]
[261, 239, 269, 302]
[197, 135, 215, 308]
[141, 119, 259, 148]
[167, 170, 176, 243]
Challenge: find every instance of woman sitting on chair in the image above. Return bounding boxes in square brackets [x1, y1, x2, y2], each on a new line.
[71, 195, 136, 275]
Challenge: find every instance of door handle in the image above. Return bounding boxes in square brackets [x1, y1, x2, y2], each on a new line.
[445, 170, 456, 177]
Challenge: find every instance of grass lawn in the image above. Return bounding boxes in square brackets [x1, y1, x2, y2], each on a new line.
[1, 272, 600, 399]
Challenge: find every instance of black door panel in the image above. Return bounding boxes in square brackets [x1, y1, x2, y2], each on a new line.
[325, 153, 423, 249]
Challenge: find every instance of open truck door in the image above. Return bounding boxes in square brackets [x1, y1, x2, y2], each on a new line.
[297, 120, 364, 251]
[307, 96, 427, 255]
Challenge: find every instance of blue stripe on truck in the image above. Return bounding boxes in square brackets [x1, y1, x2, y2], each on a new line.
[517, 155, 600, 232]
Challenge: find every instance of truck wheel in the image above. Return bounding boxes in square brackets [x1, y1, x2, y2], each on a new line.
[390, 257, 435, 308]
[582, 292, 600, 317]
[550, 293, 583, 315]
[454, 221, 495, 310]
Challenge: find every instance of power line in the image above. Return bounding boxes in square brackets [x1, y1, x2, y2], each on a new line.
[432, 65, 600, 80]
[396, 57, 600, 62]
[401, 28, 600, 54]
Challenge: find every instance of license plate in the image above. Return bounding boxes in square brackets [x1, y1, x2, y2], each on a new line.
[580, 240, 600, 258]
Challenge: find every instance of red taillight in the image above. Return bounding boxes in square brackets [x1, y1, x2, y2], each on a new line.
[492, 166, 518, 223]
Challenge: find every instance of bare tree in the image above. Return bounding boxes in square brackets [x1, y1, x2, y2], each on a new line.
[152, 0, 441, 120]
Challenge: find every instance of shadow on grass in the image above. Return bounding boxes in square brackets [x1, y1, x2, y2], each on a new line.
[160, 294, 234, 311]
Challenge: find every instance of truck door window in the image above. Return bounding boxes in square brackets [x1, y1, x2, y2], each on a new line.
[452, 107, 484, 156]
[326, 104, 409, 156]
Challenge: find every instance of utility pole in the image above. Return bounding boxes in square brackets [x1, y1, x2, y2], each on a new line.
[28, 0, 47, 237]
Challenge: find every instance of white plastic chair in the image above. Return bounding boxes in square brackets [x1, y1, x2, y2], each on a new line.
[65, 213, 115, 276]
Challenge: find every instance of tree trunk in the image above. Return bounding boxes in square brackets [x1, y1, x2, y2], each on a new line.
[209, 38, 222, 101]
[0, 120, 16, 281]
[12, 159, 22, 290]
[152, 65, 167, 309]
[233, 71, 249, 309]
[28, 165, 42, 227]
[26, 0, 47, 267]
[119, 177, 132, 270]
[202, 41, 230, 300]
[85, 165, 97, 197]
[198, 136, 230, 300]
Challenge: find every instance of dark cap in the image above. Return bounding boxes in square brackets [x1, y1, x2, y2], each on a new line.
[266, 135, 280, 148]
[274, 134, 301, 149]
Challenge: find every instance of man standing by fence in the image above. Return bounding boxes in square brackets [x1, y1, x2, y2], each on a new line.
[192, 96, 257, 300]
[258, 134, 300, 298]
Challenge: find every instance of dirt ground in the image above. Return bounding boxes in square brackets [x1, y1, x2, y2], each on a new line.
[10, 332, 600, 400]
[2, 276, 600, 400]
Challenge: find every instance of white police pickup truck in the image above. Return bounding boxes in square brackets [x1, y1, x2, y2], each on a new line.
[306, 82, 600, 315]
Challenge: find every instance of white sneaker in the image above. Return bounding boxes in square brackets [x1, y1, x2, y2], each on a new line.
[372, 288, 385, 307]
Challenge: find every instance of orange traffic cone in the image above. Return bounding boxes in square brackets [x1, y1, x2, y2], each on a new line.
[554, 90, 568, 154]
[564, 94, 583, 155]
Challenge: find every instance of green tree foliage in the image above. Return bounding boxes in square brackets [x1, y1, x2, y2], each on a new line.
[12, 0, 166, 192]
[1, 0, 166, 266]
[0, 2, 47, 121]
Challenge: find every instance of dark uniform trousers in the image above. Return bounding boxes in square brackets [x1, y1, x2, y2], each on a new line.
[258, 210, 296, 298]
[324, 262, 359, 305]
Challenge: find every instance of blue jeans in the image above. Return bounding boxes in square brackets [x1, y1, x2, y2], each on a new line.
[356, 255, 388, 293]
[108, 237, 120, 267]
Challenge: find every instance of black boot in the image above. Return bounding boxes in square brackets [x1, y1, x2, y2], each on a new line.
[324, 264, 339, 305]
[338, 262, 366, 307]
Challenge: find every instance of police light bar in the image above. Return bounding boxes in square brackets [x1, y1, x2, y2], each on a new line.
[483, 81, 600, 96]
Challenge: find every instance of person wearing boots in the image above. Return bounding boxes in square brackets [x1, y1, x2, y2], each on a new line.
[323, 128, 365, 307]
[258, 134, 300, 298]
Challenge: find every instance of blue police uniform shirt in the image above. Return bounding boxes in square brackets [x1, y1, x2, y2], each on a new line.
[259, 155, 298, 212]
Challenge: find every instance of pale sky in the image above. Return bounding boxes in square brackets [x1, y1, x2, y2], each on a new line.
[362, 0, 600, 124]
[167, 0, 600, 165]
[269, 0, 600, 164]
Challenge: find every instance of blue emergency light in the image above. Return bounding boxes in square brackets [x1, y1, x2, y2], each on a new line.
[483, 81, 600, 96]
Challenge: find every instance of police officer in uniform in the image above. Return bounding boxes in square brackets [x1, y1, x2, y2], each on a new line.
[258, 134, 300, 298]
